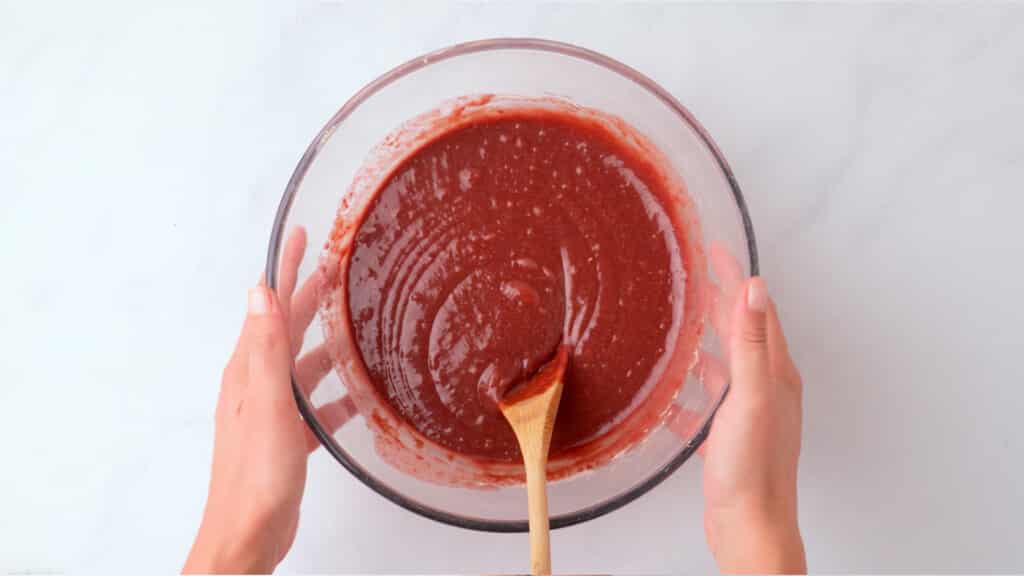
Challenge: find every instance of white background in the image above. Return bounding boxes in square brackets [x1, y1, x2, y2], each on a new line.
[3, 1, 1023, 572]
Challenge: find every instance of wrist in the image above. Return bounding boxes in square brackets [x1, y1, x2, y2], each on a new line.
[708, 498, 805, 574]
[184, 515, 276, 574]
[735, 521, 805, 574]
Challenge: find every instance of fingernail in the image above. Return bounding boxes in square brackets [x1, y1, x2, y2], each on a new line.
[746, 277, 768, 312]
[248, 287, 271, 315]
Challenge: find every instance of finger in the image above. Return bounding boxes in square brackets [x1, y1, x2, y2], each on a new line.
[305, 428, 320, 453]
[289, 279, 323, 358]
[292, 263, 328, 329]
[709, 243, 746, 360]
[709, 242, 744, 299]
[665, 405, 709, 457]
[697, 352, 728, 399]
[289, 266, 327, 356]
[306, 396, 358, 453]
[295, 343, 334, 397]
[729, 277, 771, 398]
[245, 286, 294, 406]
[709, 284, 732, 354]
[278, 227, 308, 315]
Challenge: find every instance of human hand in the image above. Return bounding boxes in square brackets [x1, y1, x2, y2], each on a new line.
[696, 247, 806, 574]
[184, 228, 356, 574]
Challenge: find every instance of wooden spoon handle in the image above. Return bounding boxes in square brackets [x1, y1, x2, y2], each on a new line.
[499, 348, 568, 576]
[522, 444, 552, 575]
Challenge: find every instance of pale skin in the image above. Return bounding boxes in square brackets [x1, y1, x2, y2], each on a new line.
[184, 228, 806, 574]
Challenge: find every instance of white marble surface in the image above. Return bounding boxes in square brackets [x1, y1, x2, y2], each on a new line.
[3, 1, 1023, 572]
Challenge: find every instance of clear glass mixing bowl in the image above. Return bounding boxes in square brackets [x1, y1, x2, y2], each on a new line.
[265, 38, 757, 532]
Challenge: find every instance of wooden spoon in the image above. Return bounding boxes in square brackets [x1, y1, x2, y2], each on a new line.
[499, 346, 570, 576]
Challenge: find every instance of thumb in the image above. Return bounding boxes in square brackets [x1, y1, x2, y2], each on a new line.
[729, 276, 771, 396]
[245, 286, 293, 402]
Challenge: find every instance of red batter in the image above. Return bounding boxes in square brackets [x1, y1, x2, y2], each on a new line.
[342, 108, 697, 465]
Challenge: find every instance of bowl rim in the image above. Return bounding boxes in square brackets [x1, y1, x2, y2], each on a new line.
[265, 37, 758, 533]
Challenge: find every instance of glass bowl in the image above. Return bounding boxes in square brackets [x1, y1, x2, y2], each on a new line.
[265, 38, 757, 532]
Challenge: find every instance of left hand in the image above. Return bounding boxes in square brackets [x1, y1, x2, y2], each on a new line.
[184, 228, 352, 574]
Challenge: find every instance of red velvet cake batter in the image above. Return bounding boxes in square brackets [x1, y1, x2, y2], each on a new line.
[341, 108, 698, 466]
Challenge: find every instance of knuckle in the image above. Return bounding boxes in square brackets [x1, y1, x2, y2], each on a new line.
[251, 324, 287, 354]
[740, 326, 768, 346]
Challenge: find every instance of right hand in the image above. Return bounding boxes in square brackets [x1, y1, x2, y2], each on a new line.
[699, 247, 806, 573]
